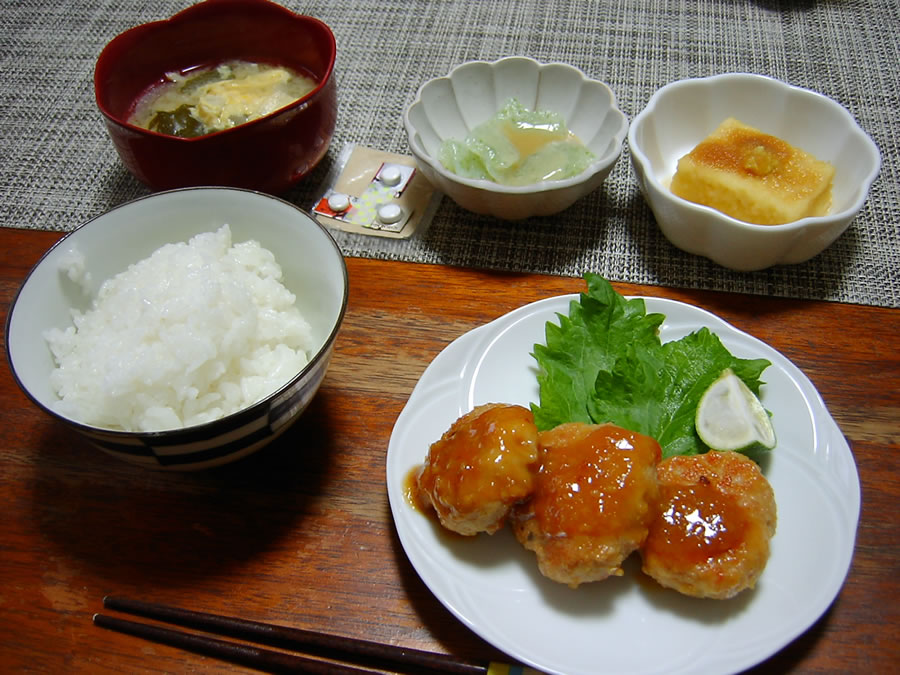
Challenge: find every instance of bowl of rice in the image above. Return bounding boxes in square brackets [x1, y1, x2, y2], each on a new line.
[6, 187, 348, 470]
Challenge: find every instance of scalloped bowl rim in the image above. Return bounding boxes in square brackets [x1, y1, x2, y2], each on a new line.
[403, 56, 629, 195]
[628, 72, 881, 233]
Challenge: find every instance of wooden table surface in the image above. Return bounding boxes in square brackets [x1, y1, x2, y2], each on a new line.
[1, 226, 897, 674]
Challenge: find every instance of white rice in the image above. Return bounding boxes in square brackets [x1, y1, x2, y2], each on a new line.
[45, 225, 314, 432]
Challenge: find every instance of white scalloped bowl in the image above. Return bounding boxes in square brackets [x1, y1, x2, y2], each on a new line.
[628, 73, 881, 271]
[403, 57, 628, 220]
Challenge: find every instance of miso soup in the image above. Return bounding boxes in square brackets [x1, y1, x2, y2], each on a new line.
[129, 60, 318, 138]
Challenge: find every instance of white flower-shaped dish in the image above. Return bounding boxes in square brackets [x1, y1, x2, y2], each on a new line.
[403, 57, 628, 220]
[628, 73, 881, 271]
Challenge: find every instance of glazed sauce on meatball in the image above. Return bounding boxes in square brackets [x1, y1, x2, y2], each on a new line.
[418, 404, 538, 513]
[532, 424, 661, 538]
[403, 466, 427, 513]
[644, 482, 750, 564]
[639, 450, 777, 599]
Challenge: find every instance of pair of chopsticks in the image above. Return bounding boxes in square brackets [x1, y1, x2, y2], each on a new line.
[93, 596, 522, 674]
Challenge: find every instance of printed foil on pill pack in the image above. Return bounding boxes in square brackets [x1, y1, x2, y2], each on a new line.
[312, 145, 440, 239]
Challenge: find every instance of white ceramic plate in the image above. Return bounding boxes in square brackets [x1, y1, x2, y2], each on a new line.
[386, 295, 860, 675]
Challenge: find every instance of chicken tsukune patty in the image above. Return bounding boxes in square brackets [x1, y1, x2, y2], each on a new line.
[640, 450, 777, 599]
[417, 403, 540, 536]
[512, 422, 662, 588]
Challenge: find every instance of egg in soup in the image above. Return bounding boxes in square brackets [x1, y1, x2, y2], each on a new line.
[129, 60, 318, 138]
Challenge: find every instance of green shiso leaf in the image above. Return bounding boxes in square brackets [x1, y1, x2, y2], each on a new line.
[531, 274, 772, 458]
[531, 273, 665, 430]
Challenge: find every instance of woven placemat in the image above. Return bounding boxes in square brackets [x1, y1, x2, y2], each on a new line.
[2, 0, 897, 307]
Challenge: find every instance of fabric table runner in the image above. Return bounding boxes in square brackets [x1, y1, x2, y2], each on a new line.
[2, 0, 897, 307]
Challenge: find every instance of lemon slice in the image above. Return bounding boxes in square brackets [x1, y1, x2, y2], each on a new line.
[695, 368, 776, 452]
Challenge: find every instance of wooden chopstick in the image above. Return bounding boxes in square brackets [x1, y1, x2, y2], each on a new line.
[95, 596, 488, 674]
[92, 613, 381, 674]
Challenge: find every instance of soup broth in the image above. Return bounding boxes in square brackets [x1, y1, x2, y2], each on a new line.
[129, 60, 318, 138]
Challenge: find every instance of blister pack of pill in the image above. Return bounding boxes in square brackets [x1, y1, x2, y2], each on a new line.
[311, 144, 441, 239]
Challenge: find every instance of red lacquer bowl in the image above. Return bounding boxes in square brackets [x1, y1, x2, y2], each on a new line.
[94, 0, 337, 194]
